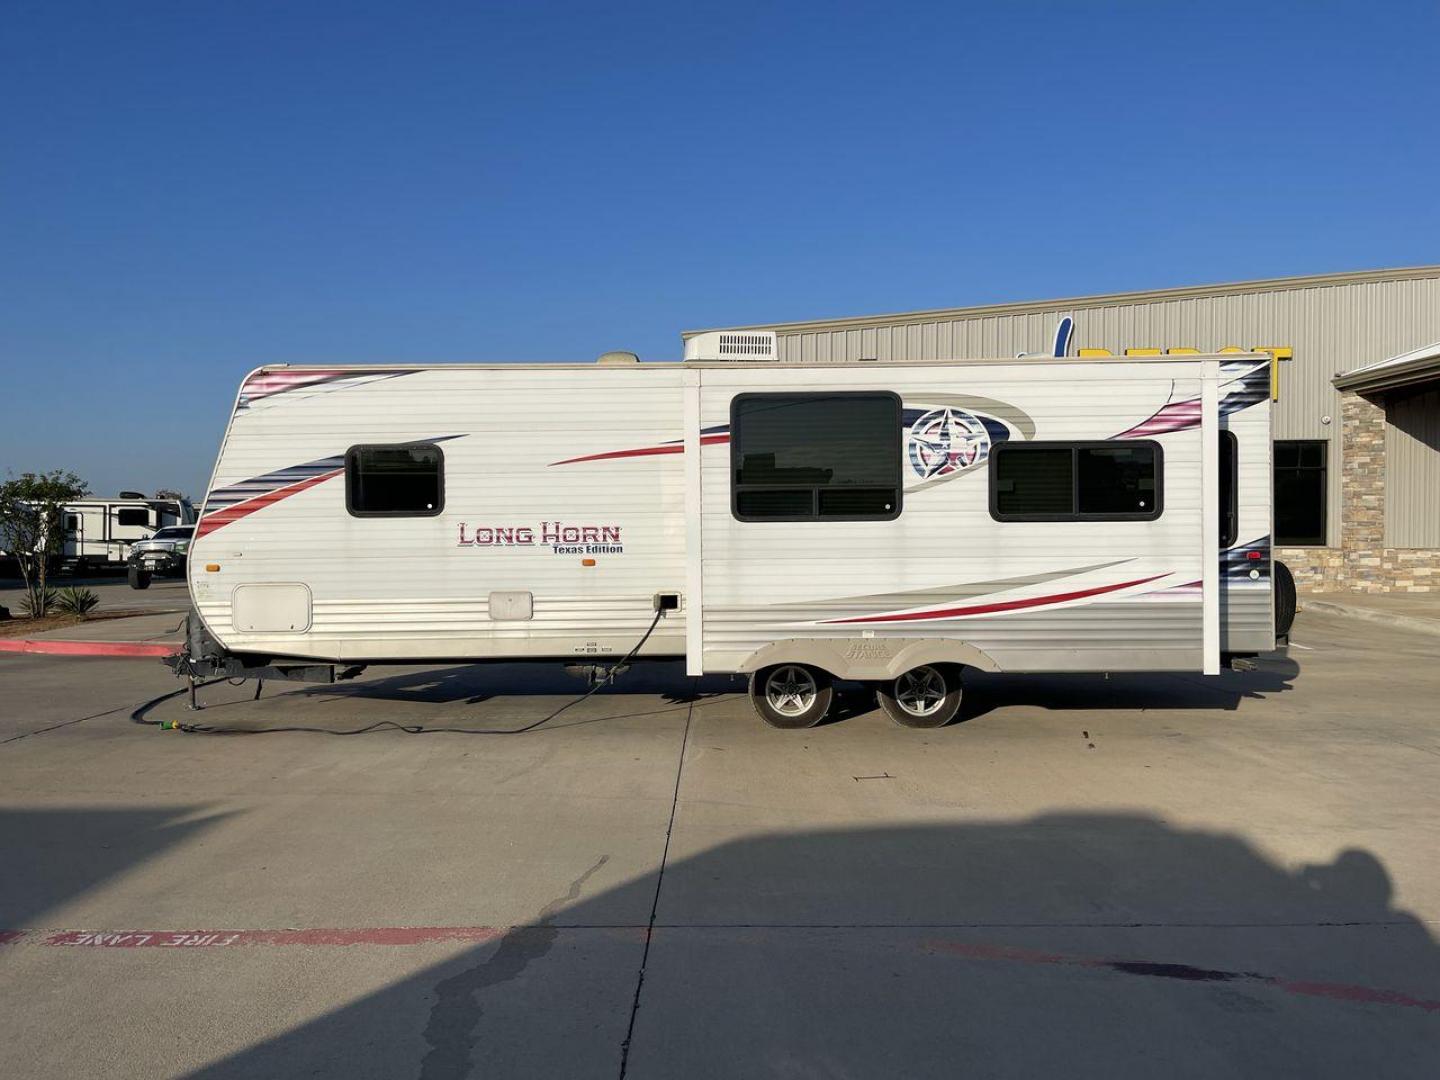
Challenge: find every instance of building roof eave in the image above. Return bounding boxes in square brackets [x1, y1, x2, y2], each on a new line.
[1333, 341, 1440, 394]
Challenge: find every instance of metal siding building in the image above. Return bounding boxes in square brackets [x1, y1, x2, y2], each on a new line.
[687, 266, 1440, 591]
[1387, 387, 1440, 548]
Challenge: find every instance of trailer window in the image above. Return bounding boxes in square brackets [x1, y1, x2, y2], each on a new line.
[1219, 432, 1238, 549]
[116, 508, 149, 527]
[990, 442, 1162, 521]
[731, 392, 902, 521]
[346, 443, 444, 517]
[993, 447, 1072, 517]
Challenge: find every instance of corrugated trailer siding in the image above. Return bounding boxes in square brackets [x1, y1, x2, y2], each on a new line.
[697, 361, 1216, 673]
[191, 367, 689, 661]
[1387, 387, 1440, 548]
[766, 273, 1440, 548]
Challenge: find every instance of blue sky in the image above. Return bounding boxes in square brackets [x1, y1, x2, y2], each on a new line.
[3, 1, 1438, 499]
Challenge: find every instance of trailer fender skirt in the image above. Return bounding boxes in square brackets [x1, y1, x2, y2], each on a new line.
[735, 638, 1001, 681]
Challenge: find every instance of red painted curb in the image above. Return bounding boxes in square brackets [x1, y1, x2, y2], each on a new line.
[0, 639, 177, 658]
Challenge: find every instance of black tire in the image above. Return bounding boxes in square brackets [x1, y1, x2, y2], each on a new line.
[749, 664, 834, 729]
[128, 564, 151, 590]
[1274, 560, 1296, 637]
[877, 663, 964, 729]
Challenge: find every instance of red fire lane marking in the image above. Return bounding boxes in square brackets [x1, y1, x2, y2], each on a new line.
[0, 927, 513, 949]
[925, 940, 1440, 1014]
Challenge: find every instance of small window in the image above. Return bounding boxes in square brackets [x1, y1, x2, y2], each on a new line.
[1219, 432, 1238, 549]
[990, 442, 1162, 521]
[1274, 439, 1326, 546]
[731, 392, 901, 521]
[64, 515, 79, 531]
[116, 508, 149, 527]
[994, 447, 1072, 517]
[346, 443, 444, 517]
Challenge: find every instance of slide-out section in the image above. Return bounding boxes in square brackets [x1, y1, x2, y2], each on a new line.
[690, 359, 1222, 676]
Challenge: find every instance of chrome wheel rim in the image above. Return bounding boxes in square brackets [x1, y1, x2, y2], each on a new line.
[765, 666, 818, 717]
[895, 666, 947, 716]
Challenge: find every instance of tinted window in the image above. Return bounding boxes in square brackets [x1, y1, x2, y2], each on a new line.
[153, 527, 194, 541]
[346, 444, 444, 517]
[991, 442, 1162, 521]
[731, 393, 901, 521]
[1274, 439, 1326, 545]
[1077, 446, 1158, 515]
[1219, 432, 1238, 548]
[116, 508, 149, 527]
[994, 447, 1073, 517]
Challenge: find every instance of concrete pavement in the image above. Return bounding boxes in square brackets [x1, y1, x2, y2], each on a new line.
[1301, 590, 1440, 638]
[1, 610, 1438, 1077]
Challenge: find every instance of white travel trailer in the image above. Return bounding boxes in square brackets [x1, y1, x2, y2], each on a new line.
[181, 353, 1286, 728]
[60, 495, 196, 571]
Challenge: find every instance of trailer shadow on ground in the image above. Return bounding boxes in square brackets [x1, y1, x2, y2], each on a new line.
[158, 661, 748, 734]
[289, 660, 744, 705]
[179, 649, 1300, 733]
[956, 652, 1301, 722]
[176, 813, 1439, 1078]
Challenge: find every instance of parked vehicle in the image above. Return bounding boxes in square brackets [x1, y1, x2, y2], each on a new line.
[178, 353, 1285, 728]
[127, 525, 194, 589]
[61, 495, 196, 573]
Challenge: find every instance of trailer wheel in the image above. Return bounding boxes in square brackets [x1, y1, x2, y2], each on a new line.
[1274, 560, 1296, 637]
[750, 664, 833, 729]
[878, 663, 963, 728]
[128, 564, 151, 590]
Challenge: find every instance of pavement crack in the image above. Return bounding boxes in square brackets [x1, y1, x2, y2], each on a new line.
[616, 692, 693, 1079]
[1, 703, 134, 745]
[418, 854, 609, 1080]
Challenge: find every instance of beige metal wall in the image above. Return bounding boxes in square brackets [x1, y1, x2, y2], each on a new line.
[696, 268, 1440, 548]
[1386, 386, 1440, 548]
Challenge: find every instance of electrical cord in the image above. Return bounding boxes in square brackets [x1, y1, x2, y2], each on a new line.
[130, 607, 668, 736]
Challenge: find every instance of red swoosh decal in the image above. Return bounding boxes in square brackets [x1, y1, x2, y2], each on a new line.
[195, 468, 343, 538]
[825, 573, 1171, 624]
[550, 433, 729, 466]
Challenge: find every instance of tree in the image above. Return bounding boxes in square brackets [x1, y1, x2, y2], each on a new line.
[153, 488, 189, 502]
[0, 470, 90, 613]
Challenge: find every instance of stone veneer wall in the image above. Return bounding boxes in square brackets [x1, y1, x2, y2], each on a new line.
[1278, 392, 1440, 593]
[1276, 545, 1345, 591]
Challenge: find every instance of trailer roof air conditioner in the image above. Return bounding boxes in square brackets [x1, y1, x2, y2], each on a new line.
[684, 330, 778, 362]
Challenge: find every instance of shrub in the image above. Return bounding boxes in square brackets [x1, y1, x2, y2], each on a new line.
[55, 586, 100, 618]
[20, 588, 56, 618]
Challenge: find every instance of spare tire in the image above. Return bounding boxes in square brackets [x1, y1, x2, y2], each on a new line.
[1274, 560, 1296, 637]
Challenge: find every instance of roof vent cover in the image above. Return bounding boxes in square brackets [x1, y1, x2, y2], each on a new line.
[684, 330, 778, 362]
[596, 350, 640, 366]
